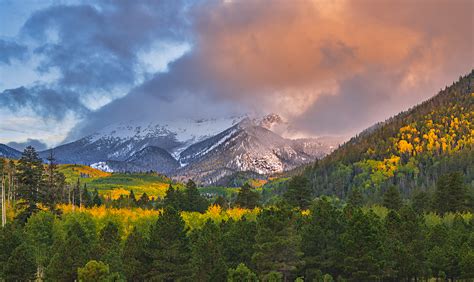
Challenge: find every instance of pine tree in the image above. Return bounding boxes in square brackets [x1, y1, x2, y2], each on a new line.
[341, 209, 385, 280]
[137, 192, 150, 208]
[284, 175, 312, 209]
[163, 185, 184, 210]
[43, 150, 65, 215]
[235, 183, 260, 209]
[222, 217, 257, 269]
[24, 211, 55, 280]
[252, 207, 303, 281]
[347, 188, 364, 208]
[184, 179, 208, 212]
[411, 190, 431, 214]
[122, 227, 147, 280]
[0, 223, 22, 279]
[129, 190, 137, 207]
[16, 146, 45, 221]
[46, 220, 92, 281]
[145, 207, 191, 281]
[4, 243, 36, 281]
[302, 199, 345, 277]
[92, 188, 102, 206]
[383, 186, 403, 210]
[82, 184, 92, 208]
[190, 220, 227, 281]
[96, 221, 122, 274]
[434, 172, 468, 214]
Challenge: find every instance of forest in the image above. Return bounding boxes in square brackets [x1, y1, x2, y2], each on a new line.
[0, 144, 473, 281]
[304, 71, 473, 203]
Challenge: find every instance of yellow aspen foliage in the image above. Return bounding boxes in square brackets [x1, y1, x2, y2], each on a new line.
[398, 140, 414, 154]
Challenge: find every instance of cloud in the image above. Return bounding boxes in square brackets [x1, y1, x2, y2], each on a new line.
[73, 0, 473, 138]
[0, 39, 27, 64]
[1, 0, 473, 145]
[0, 86, 90, 120]
[21, 1, 190, 92]
[7, 138, 48, 151]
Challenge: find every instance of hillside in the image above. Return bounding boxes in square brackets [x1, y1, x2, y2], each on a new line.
[304, 70, 473, 198]
[0, 144, 21, 159]
[58, 164, 178, 199]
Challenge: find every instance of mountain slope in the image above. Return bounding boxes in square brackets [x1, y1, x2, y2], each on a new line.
[0, 144, 21, 159]
[102, 146, 180, 173]
[176, 118, 334, 184]
[304, 70, 474, 198]
[40, 117, 243, 164]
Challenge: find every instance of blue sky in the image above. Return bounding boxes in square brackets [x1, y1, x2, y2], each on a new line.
[0, 0, 472, 151]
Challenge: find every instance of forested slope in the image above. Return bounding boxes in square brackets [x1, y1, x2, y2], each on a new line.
[304, 70, 473, 199]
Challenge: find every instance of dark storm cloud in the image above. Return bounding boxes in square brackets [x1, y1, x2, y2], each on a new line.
[0, 0, 192, 142]
[7, 138, 48, 151]
[0, 86, 90, 119]
[0, 39, 27, 64]
[21, 1, 190, 91]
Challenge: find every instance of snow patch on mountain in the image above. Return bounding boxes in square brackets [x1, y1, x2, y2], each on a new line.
[91, 162, 114, 173]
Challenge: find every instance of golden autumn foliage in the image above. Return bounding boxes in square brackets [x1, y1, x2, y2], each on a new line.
[58, 204, 261, 234]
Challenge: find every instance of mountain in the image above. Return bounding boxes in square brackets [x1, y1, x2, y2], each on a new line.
[40, 116, 243, 164]
[0, 144, 21, 159]
[303, 70, 474, 198]
[176, 118, 335, 184]
[42, 114, 341, 184]
[97, 146, 180, 174]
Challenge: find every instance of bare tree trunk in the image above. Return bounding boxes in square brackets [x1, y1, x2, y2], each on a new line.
[2, 173, 6, 227]
[79, 187, 82, 210]
[72, 189, 75, 212]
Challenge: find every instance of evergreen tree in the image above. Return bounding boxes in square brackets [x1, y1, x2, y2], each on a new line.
[235, 183, 260, 209]
[252, 207, 303, 281]
[190, 220, 227, 281]
[137, 192, 150, 208]
[341, 209, 385, 280]
[227, 263, 258, 282]
[4, 243, 36, 281]
[347, 188, 364, 208]
[214, 195, 229, 209]
[411, 190, 431, 214]
[129, 190, 137, 207]
[434, 172, 468, 214]
[145, 207, 191, 281]
[383, 186, 403, 210]
[96, 221, 122, 274]
[302, 199, 345, 277]
[0, 223, 22, 279]
[92, 188, 102, 206]
[122, 227, 147, 281]
[222, 217, 257, 269]
[46, 220, 92, 281]
[284, 175, 312, 209]
[82, 184, 92, 208]
[163, 185, 184, 210]
[16, 146, 45, 221]
[184, 179, 208, 212]
[24, 211, 55, 280]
